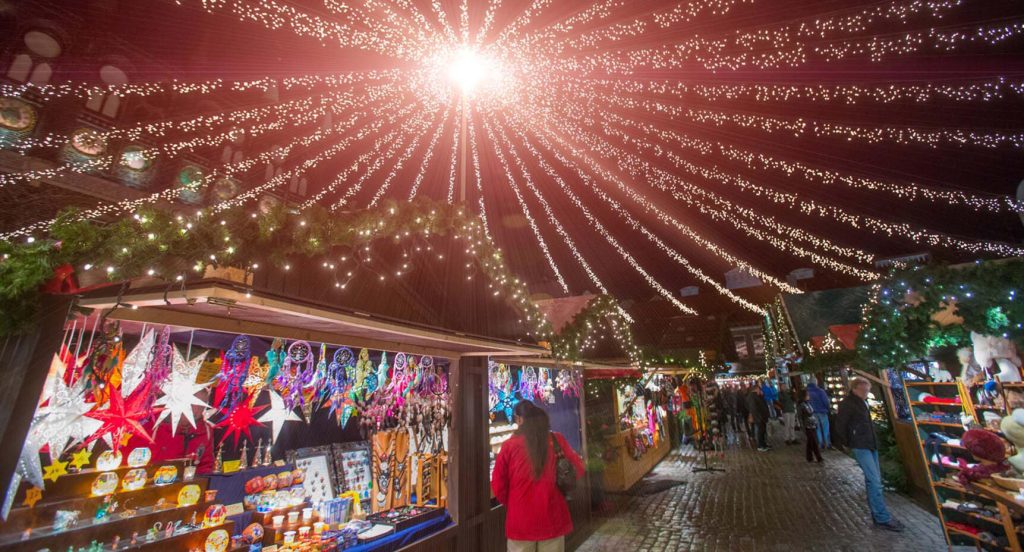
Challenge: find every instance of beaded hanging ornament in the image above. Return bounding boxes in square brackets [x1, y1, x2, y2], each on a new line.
[325, 347, 354, 415]
[404, 356, 422, 398]
[518, 367, 539, 402]
[275, 341, 315, 410]
[264, 339, 285, 383]
[489, 363, 519, 422]
[538, 368, 556, 404]
[215, 335, 252, 412]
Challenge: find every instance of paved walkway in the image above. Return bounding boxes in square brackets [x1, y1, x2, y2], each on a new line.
[576, 425, 948, 552]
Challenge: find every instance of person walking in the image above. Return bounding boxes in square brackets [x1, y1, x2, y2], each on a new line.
[735, 382, 752, 446]
[807, 381, 833, 449]
[835, 378, 904, 532]
[745, 385, 771, 452]
[491, 400, 586, 551]
[779, 388, 797, 445]
[798, 390, 823, 463]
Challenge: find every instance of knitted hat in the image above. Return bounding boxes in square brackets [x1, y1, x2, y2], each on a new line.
[962, 429, 1007, 463]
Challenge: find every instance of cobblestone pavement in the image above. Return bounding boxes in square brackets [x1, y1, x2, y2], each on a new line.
[576, 424, 948, 552]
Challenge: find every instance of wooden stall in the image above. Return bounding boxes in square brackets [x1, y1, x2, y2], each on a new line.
[0, 280, 546, 552]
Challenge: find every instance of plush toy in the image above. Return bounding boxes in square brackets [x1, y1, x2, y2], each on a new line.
[928, 362, 954, 383]
[956, 428, 1009, 486]
[1002, 409, 1024, 473]
[958, 347, 985, 386]
[972, 332, 1023, 383]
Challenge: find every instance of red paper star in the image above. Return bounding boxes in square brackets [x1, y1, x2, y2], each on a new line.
[84, 382, 162, 451]
[215, 398, 267, 447]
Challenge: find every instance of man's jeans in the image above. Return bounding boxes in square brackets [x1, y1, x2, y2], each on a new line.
[852, 448, 892, 524]
[813, 412, 831, 448]
[782, 412, 796, 441]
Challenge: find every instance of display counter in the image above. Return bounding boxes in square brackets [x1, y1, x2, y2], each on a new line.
[601, 429, 670, 492]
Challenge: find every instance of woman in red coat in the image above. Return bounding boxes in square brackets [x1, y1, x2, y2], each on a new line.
[491, 400, 585, 552]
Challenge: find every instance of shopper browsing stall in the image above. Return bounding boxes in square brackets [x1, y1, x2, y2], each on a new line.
[491, 401, 585, 552]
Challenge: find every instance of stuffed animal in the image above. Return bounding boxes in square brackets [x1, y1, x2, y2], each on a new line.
[972, 332, 1023, 383]
[958, 347, 985, 386]
[928, 362, 954, 382]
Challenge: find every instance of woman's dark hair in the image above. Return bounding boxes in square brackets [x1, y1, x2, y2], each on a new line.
[514, 400, 550, 479]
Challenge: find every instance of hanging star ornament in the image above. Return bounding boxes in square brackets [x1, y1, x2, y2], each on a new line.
[215, 398, 267, 447]
[30, 378, 100, 461]
[119, 328, 156, 397]
[257, 390, 301, 443]
[43, 459, 68, 483]
[85, 382, 162, 451]
[69, 449, 92, 470]
[153, 348, 211, 436]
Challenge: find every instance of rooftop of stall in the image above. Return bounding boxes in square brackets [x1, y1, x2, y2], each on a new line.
[74, 279, 546, 360]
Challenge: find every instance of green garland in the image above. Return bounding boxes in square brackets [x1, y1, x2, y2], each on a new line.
[549, 294, 647, 367]
[0, 198, 551, 337]
[857, 259, 1024, 369]
[797, 349, 858, 374]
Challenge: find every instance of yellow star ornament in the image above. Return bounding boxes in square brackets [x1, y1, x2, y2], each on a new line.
[22, 487, 42, 508]
[70, 449, 92, 470]
[43, 459, 68, 483]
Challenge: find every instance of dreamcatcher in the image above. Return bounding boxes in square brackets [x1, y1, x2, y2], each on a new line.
[405, 356, 422, 398]
[350, 348, 374, 403]
[518, 367, 539, 402]
[375, 352, 390, 395]
[388, 353, 411, 407]
[325, 347, 354, 414]
[537, 368, 555, 404]
[489, 363, 519, 422]
[243, 357, 269, 406]
[274, 341, 315, 411]
[214, 334, 252, 411]
[557, 369, 582, 399]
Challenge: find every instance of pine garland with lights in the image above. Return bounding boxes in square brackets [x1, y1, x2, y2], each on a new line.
[550, 294, 647, 368]
[857, 259, 1024, 370]
[0, 198, 552, 337]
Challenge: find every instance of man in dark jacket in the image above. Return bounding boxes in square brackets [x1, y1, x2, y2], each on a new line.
[835, 377, 903, 532]
[745, 384, 771, 452]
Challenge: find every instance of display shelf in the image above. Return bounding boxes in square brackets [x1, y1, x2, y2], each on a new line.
[902, 375, 1023, 552]
[9, 459, 191, 506]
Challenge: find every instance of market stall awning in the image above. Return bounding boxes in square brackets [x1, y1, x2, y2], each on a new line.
[76, 280, 547, 359]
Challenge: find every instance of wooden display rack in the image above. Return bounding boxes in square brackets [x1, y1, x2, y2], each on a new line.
[901, 379, 1022, 552]
[0, 459, 231, 552]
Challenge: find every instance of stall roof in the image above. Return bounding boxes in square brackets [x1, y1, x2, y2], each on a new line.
[76, 280, 547, 359]
[781, 286, 870, 344]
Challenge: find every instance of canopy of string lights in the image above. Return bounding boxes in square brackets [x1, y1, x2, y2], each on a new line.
[2, 0, 1024, 324]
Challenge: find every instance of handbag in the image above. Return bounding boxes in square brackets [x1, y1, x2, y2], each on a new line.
[550, 432, 577, 496]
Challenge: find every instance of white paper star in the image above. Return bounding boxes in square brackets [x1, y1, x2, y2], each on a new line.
[31, 378, 100, 461]
[120, 329, 156, 397]
[38, 354, 67, 406]
[257, 390, 301, 443]
[153, 348, 210, 436]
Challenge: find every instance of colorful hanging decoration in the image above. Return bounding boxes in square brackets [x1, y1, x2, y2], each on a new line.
[153, 347, 211, 436]
[350, 348, 374, 403]
[85, 382, 162, 451]
[376, 352, 391, 394]
[214, 397, 267, 447]
[405, 356, 422, 398]
[265, 338, 285, 383]
[537, 368, 555, 404]
[489, 362, 519, 422]
[243, 357, 269, 405]
[325, 347, 354, 415]
[275, 340, 316, 411]
[518, 367, 539, 402]
[257, 390, 302, 443]
[214, 334, 252, 412]
[557, 369, 582, 399]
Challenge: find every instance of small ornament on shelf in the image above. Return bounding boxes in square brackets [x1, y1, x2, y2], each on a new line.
[239, 441, 248, 470]
[252, 439, 263, 469]
[263, 441, 272, 466]
[213, 442, 224, 473]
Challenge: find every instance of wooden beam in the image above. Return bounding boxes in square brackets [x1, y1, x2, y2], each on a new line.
[852, 369, 888, 388]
